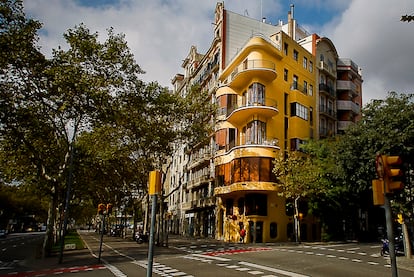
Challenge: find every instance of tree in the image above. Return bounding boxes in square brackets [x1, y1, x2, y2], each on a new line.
[273, 150, 322, 242]
[0, 2, 148, 256]
[337, 92, 414, 251]
[304, 92, 414, 242]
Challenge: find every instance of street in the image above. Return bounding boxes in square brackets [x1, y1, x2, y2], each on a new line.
[1, 231, 414, 277]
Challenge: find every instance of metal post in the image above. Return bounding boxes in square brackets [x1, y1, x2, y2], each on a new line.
[384, 193, 398, 277]
[98, 214, 105, 263]
[147, 194, 157, 277]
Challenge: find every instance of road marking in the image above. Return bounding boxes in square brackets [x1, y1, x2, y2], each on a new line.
[368, 261, 379, 265]
[248, 270, 264, 275]
[191, 253, 231, 261]
[81, 234, 128, 277]
[104, 262, 127, 277]
[133, 260, 192, 277]
[239, 261, 310, 277]
[236, 267, 251, 271]
[352, 259, 362, 263]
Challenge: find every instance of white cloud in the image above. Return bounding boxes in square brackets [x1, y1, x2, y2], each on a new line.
[322, 0, 414, 104]
[25, 0, 414, 105]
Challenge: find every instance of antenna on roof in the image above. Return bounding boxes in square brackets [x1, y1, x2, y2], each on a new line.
[261, 0, 263, 21]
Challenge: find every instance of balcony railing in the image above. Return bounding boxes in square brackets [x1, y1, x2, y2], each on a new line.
[337, 80, 357, 93]
[337, 100, 360, 114]
[319, 83, 336, 98]
[290, 82, 308, 94]
[319, 61, 336, 77]
[224, 137, 279, 152]
[225, 98, 278, 117]
[338, 120, 355, 130]
[229, 59, 277, 88]
[319, 104, 336, 117]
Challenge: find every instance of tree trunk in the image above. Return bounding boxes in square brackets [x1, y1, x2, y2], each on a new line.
[294, 196, 301, 244]
[402, 222, 412, 258]
[42, 189, 57, 258]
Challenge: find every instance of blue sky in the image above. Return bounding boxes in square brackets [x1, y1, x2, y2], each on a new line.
[25, 0, 414, 104]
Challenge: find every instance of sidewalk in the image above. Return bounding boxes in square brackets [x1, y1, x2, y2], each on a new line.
[397, 256, 414, 272]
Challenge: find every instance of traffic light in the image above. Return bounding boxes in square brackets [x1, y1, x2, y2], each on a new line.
[98, 203, 106, 215]
[383, 155, 404, 191]
[106, 203, 113, 214]
[148, 170, 162, 195]
[372, 179, 384, 206]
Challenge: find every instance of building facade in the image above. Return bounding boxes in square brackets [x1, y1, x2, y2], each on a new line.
[166, 2, 362, 243]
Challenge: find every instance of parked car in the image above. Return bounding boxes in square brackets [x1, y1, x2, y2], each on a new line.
[0, 230, 7, 238]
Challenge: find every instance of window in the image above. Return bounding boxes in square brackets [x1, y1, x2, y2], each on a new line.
[226, 199, 234, 216]
[238, 198, 245, 215]
[303, 57, 307, 69]
[290, 102, 308, 120]
[270, 222, 278, 238]
[290, 138, 306, 151]
[293, 50, 298, 61]
[292, 75, 298, 90]
[303, 80, 308, 94]
[284, 68, 288, 81]
[231, 157, 276, 183]
[310, 107, 313, 126]
[284, 43, 288, 55]
[245, 120, 266, 144]
[309, 61, 313, 73]
[245, 193, 267, 216]
[309, 84, 313, 96]
[247, 82, 265, 105]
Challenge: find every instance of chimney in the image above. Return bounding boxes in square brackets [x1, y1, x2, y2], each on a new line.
[288, 4, 295, 39]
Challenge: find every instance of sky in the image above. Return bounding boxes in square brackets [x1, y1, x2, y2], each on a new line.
[25, 0, 414, 106]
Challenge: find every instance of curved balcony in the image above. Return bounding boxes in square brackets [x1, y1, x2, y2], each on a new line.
[226, 99, 278, 127]
[214, 181, 279, 195]
[229, 59, 277, 89]
[215, 140, 280, 164]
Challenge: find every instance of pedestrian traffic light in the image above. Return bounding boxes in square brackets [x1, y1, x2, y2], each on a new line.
[148, 170, 161, 195]
[397, 213, 404, 224]
[383, 155, 404, 191]
[98, 203, 106, 215]
[106, 203, 113, 214]
[372, 179, 384, 206]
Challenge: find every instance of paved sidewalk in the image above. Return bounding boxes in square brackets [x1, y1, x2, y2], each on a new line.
[397, 256, 414, 272]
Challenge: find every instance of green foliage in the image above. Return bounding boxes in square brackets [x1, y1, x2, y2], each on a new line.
[273, 151, 321, 200]
[304, 92, 414, 240]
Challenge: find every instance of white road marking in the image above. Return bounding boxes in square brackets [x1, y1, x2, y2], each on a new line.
[239, 261, 310, 277]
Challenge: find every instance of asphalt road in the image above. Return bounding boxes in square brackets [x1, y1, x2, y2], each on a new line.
[1, 231, 414, 277]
